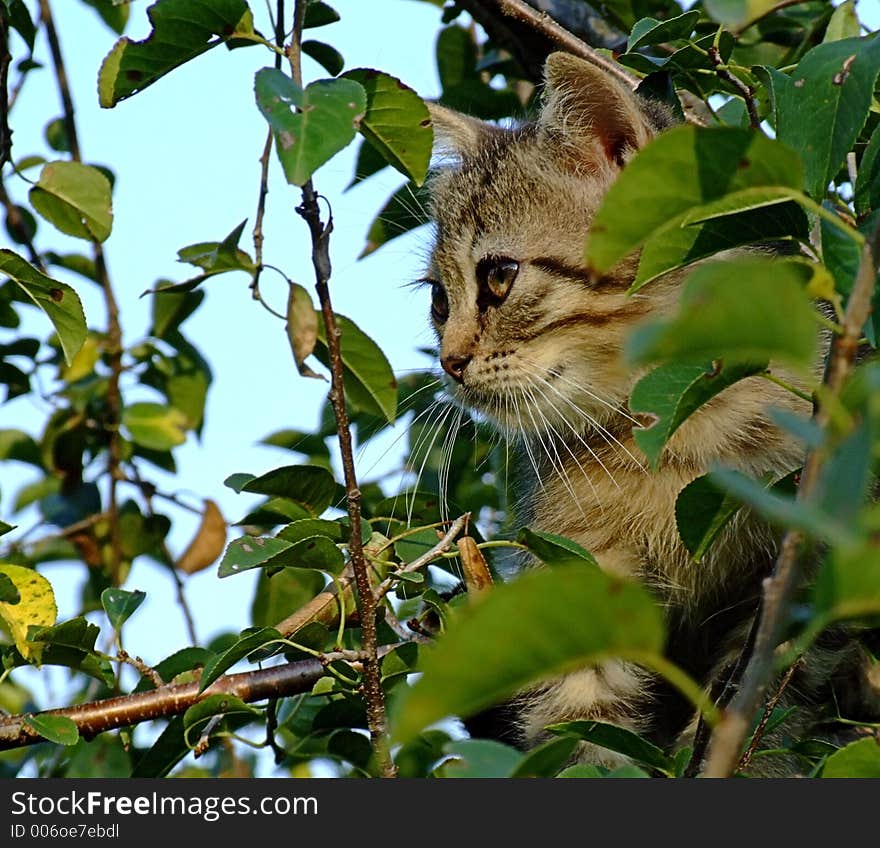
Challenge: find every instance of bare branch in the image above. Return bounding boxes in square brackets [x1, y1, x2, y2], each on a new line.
[115, 649, 164, 689]
[373, 514, 471, 603]
[0, 657, 323, 751]
[702, 227, 880, 778]
[708, 46, 760, 130]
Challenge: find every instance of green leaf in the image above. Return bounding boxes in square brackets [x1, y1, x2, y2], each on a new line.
[133, 646, 214, 692]
[627, 11, 699, 52]
[0, 572, 20, 603]
[630, 360, 766, 469]
[703, 0, 777, 29]
[218, 535, 296, 577]
[635, 201, 808, 289]
[516, 527, 598, 568]
[824, 0, 860, 43]
[183, 694, 260, 738]
[359, 180, 430, 257]
[675, 474, 743, 562]
[29, 161, 112, 243]
[391, 566, 665, 743]
[586, 127, 802, 275]
[100, 588, 146, 631]
[347, 138, 390, 189]
[509, 736, 580, 778]
[44, 118, 70, 153]
[122, 403, 188, 451]
[0, 250, 86, 365]
[81, 0, 130, 34]
[240, 464, 336, 514]
[436, 25, 477, 91]
[548, 720, 674, 775]
[709, 468, 851, 545]
[775, 36, 880, 199]
[814, 543, 880, 626]
[6, 0, 36, 51]
[25, 714, 79, 746]
[302, 39, 344, 76]
[199, 627, 282, 691]
[254, 69, 366, 187]
[343, 69, 432, 186]
[0, 428, 41, 466]
[131, 716, 188, 777]
[855, 123, 880, 217]
[251, 569, 325, 629]
[625, 258, 818, 370]
[303, 1, 339, 28]
[556, 764, 605, 777]
[176, 219, 254, 274]
[441, 739, 522, 778]
[821, 738, 880, 777]
[98, 0, 255, 107]
[314, 314, 397, 423]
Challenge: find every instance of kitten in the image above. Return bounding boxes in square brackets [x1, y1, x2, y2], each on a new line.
[422, 52, 877, 773]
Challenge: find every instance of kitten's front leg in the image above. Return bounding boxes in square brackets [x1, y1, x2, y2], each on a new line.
[520, 661, 653, 767]
[518, 545, 655, 766]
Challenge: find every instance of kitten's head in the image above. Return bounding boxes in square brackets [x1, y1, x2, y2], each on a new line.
[424, 53, 676, 436]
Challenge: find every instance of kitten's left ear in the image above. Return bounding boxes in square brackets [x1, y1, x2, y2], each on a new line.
[427, 102, 496, 160]
[539, 52, 656, 168]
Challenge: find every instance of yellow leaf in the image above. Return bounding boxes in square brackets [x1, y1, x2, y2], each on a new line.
[176, 500, 227, 575]
[0, 564, 57, 661]
[60, 334, 100, 382]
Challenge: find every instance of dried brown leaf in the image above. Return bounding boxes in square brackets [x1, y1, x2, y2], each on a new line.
[177, 499, 227, 575]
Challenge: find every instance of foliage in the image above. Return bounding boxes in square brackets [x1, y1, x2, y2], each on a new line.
[0, 0, 879, 780]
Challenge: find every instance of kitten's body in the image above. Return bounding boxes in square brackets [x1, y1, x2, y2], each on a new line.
[424, 53, 876, 773]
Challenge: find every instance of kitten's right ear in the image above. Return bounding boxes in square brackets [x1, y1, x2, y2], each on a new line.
[427, 102, 493, 159]
[539, 52, 656, 169]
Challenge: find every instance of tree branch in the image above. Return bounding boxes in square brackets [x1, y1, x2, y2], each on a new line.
[39, 0, 125, 585]
[0, 657, 324, 751]
[286, 0, 394, 777]
[457, 0, 636, 88]
[701, 227, 880, 778]
[708, 46, 760, 130]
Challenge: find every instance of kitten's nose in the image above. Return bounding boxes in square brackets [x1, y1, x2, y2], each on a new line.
[441, 354, 471, 383]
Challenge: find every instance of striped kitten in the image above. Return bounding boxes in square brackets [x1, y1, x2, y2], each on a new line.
[423, 52, 877, 773]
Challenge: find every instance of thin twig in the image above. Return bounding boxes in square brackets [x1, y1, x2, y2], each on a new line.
[702, 226, 880, 778]
[250, 0, 284, 314]
[193, 715, 223, 758]
[737, 658, 802, 773]
[287, 0, 394, 778]
[39, 0, 125, 585]
[373, 514, 470, 603]
[708, 46, 760, 130]
[115, 649, 164, 689]
[264, 698, 287, 765]
[0, 7, 12, 169]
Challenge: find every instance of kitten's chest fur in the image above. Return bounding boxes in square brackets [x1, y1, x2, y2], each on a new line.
[517, 376, 803, 620]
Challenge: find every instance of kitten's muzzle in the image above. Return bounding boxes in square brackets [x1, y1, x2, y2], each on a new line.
[441, 353, 471, 383]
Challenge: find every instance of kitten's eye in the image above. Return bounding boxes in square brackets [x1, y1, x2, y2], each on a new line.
[476, 256, 520, 302]
[430, 281, 449, 324]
